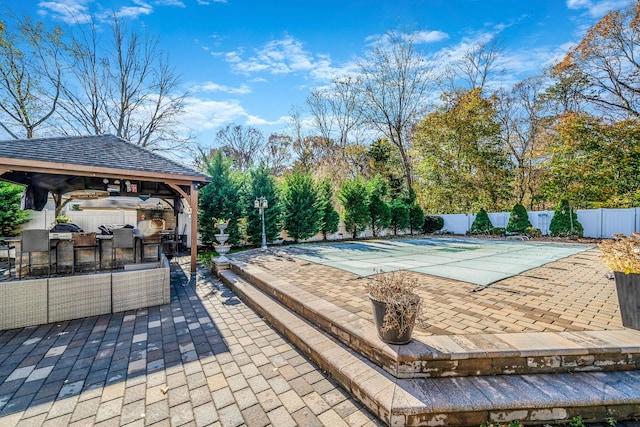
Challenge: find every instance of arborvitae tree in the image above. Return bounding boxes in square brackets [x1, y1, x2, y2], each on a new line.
[281, 171, 320, 243]
[339, 177, 370, 239]
[244, 163, 281, 246]
[0, 182, 29, 236]
[550, 199, 584, 237]
[317, 179, 340, 240]
[408, 203, 424, 235]
[470, 208, 493, 235]
[367, 176, 391, 237]
[389, 199, 410, 236]
[199, 151, 243, 245]
[506, 203, 532, 233]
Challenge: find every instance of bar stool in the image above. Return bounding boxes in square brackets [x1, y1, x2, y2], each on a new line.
[19, 229, 51, 278]
[111, 228, 136, 269]
[0, 239, 15, 277]
[72, 232, 98, 274]
[141, 234, 161, 262]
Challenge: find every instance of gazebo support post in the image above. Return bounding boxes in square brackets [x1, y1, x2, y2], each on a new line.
[190, 184, 198, 273]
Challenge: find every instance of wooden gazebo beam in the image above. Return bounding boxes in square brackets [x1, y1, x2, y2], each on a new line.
[0, 162, 207, 274]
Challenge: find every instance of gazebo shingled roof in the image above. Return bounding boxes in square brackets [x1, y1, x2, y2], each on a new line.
[0, 134, 210, 273]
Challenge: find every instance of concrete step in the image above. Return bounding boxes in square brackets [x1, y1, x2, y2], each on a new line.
[226, 261, 640, 379]
[218, 268, 640, 426]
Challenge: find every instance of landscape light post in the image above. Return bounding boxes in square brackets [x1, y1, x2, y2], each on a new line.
[254, 196, 268, 251]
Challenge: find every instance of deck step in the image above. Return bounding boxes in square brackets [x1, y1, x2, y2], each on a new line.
[218, 268, 640, 426]
[227, 261, 640, 379]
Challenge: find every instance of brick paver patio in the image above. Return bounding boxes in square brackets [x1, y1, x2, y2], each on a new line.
[231, 244, 621, 337]
[0, 258, 380, 426]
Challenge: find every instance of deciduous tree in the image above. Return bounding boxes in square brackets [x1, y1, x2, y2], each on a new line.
[496, 76, 549, 208]
[0, 12, 64, 138]
[542, 113, 640, 208]
[59, 14, 189, 152]
[356, 29, 437, 195]
[553, 2, 640, 119]
[414, 88, 512, 213]
[216, 123, 265, 171]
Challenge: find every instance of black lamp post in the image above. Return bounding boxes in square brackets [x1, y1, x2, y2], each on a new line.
[254, 196, 268, 251]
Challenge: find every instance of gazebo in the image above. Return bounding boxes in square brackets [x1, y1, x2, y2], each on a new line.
[0, 134, 210, 273]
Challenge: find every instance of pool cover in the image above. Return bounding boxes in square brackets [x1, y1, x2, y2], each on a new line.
[292, 238, 592, 287]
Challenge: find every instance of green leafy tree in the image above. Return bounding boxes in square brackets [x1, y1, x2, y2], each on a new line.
[542, 113, 640, 208]
[506, 203, 532, 233]
[367, 138, 405, 197]
[408, 203, 424, 235]
[470, 208, 493, 235]
[317, 179, 340, 240]
[389, 199, 410, 236]
[0, 182, 29, 236]
[244, 163, 281, 246]
[198, 151, 243, 245]
[367, 176, 391, 237]
[281, 171, 320, 243]
[339, 177, 369, 239]
[549, 199, 584, 237]
[413, 88, 512, 213]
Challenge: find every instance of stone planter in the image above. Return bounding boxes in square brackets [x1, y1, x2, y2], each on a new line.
[369, 295, 419, 345]
[614, 272, 640, 330]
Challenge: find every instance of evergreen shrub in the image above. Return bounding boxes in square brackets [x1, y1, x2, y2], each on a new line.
[470, 208, 493, 235]
[423, 215, 444, 233]
[506, 203, 532, 233]
[549, 199, 584, 237]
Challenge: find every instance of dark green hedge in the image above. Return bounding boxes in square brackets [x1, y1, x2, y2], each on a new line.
[423, 215, 444, 233]
[549, 199, 583, 237]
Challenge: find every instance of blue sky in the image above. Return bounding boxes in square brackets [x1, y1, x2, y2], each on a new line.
[6, 0, 634, 148]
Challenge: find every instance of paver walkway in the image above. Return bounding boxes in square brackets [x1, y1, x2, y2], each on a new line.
[0, 258, 380, 426]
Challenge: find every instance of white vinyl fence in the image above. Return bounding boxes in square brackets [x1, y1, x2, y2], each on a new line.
[440, 208, 640, 238]
[20, 207, 640, 246]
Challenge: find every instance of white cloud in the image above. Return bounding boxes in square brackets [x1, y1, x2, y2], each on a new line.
[191, 82, 252, 95]
[155, 0, 185, 7]
[38, 0, 157, 23]
[115, 0, 153, 19]
[438, 31, 496, 63]
[37, 0, 92, 24]
[245, 114, 285, 126]
[566, 0, 632, 17]
[413, 30, 450, 44]
[224, 35, 336, 78]
[365, 29, 449, 47]
[181, 98, 247, 131]
[180, 96, 283, 132]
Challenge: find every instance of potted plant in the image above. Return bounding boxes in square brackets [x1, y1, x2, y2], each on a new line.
[366, 270, 422, 344]
[213, 218, 230, 233]
[55, 214, 72, 224]
[600, 232, 640, 329]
